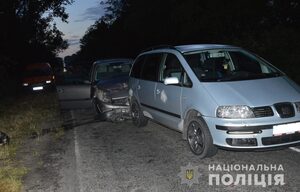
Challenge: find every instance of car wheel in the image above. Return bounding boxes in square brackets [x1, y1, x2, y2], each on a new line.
[94, 103, 101, 114]
[93, 99, 101, 114]
[187, 117, 217, 158]
[131, 100, 148, 127]
[93, 100, 106, 121]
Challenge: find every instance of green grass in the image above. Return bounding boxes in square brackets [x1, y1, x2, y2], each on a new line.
[0, 91, 60, 192]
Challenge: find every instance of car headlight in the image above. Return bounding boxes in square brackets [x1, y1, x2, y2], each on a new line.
[217, 105, 255, 119]
[295, 102, 300, 112]
[97, 90, 111, 103]
[46, 80, 51, 84]
[23, 83, 29, 86]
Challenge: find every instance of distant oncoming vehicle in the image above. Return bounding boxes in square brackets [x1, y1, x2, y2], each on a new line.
[22, 62, 55, 91]
[90, 59, 133, 122]
[129, 44, 300, 158]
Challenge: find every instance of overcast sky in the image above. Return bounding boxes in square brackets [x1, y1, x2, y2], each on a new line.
[56, 0, 106, 58]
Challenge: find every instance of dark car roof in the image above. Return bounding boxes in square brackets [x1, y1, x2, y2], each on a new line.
[25, 62, 52, 70]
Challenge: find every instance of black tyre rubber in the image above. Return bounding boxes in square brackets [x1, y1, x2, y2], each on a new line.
[131, 100, 148, 127]
[186, 117, 218, 158]
[93, 100, 106, 121]
[94, 102, 101, 114]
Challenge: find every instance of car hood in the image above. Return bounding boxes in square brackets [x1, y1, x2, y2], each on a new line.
[23, 75, 53, 84]
[202, 77, 300, 107]
[97, 76, 129, 98]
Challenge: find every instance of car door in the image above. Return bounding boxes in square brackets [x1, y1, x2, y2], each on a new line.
[56, 73, 92, 110]
[138, 53, 162, 116]
[154, 53, 187, 130]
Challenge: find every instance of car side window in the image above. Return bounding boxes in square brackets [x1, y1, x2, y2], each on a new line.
[160, 53, 192, 87]
[161, 54, 182, 81]
[130, 56, 145, 78]
[140, 53, 162, 81]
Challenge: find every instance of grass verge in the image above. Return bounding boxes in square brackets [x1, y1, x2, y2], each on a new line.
[0, 91, 60, 192]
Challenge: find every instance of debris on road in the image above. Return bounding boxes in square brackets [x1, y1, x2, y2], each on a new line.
[0, 131, 9, 146]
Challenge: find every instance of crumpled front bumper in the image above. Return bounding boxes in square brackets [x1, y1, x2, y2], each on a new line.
[96, 101, 131, 122]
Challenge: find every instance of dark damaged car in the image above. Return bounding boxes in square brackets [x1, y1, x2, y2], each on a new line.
[90, 59, 133, 122]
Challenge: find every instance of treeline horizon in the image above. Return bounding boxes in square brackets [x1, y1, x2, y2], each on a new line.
[68, 0, 300, 83]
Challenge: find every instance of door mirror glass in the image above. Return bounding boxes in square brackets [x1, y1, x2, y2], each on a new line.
[164, 77, 179, 85]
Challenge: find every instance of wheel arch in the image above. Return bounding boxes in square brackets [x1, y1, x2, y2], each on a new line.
[182, 109, 204, 140]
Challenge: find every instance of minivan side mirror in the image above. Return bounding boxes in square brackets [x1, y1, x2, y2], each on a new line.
[164, 77, 179, 85]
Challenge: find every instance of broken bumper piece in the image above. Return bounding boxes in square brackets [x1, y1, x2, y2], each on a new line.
[98, 102, 131, 122]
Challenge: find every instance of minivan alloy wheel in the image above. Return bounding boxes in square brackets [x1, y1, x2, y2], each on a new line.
[188, 121, 205, 154]
[186, 117, 217, 158]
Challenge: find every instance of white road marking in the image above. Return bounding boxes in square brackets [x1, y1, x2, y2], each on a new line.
[72, 110, 84, 192]
[289, 147, 300, 153]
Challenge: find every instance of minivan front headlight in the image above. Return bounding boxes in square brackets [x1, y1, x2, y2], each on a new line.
[295, 102, 300, 112]
[217, 105, 255, 119]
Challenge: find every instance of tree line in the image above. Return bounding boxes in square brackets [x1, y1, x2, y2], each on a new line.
[0, 0, 71, 64]
[0, 0, 72, 96]
[71, 0, 300, 83]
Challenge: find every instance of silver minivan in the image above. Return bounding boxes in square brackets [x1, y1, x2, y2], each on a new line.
[128, 44, 300, 158]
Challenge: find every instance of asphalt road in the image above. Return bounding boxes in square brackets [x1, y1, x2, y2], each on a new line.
[23, 108, 300, 192]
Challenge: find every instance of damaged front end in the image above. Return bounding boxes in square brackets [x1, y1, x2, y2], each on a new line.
[94, 83, 131, 122]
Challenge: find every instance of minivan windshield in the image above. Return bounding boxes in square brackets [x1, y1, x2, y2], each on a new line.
[184, 49, 282, 82]
[95, 62, 132, 81]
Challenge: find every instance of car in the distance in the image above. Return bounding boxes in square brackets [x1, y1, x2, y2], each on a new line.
[22, 62, 55, 91]
[129, 44, 300, 158]
[90, 59, 133, 122]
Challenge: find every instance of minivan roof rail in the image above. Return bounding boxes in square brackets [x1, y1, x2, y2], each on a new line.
[142, 45, 178, 52]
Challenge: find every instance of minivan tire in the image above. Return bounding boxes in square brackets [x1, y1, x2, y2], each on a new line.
[131, 100, 148, 127]
[187, 117, 218, 158]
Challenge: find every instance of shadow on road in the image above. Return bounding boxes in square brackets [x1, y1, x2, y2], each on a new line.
[60, 109, 106, 130]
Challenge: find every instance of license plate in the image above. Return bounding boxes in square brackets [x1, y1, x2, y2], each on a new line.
[33, 86, 43, 91]
[273, 122, 300, 135]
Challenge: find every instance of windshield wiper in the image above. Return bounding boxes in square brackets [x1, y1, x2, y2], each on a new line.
[217, 71, 251, 81]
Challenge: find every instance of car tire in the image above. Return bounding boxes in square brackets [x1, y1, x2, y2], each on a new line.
[187, 117, 217, 158]
[131, 100, 148, 127]
[93, 99, 101, 114]
[94, 104, 100, 114]
[93, 100, 107, 121]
